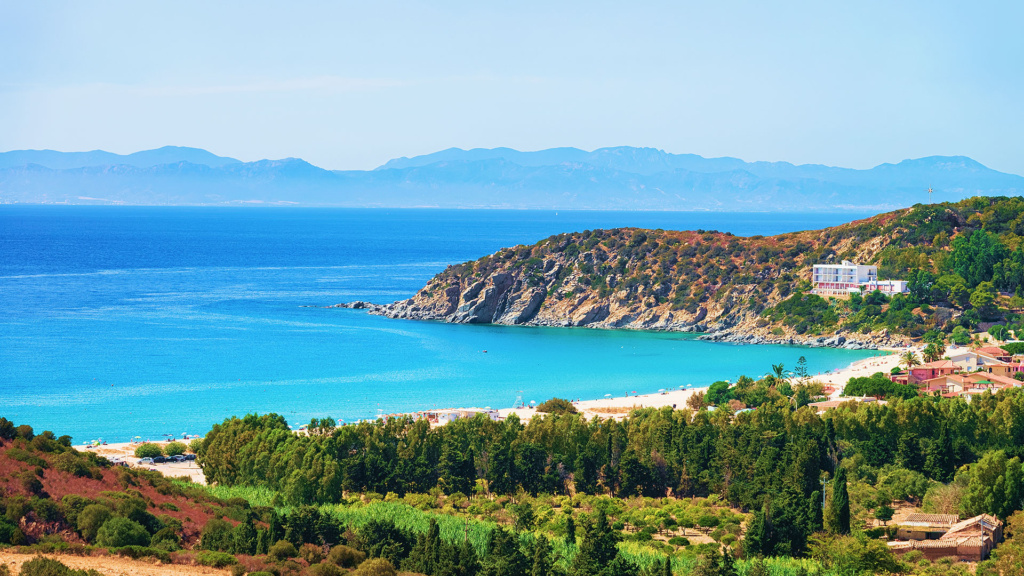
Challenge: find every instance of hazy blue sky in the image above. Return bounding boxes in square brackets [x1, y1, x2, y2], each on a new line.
[1, 1, 1021, 173]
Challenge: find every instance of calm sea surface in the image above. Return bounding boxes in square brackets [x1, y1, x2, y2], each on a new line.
[0, 206, 878, 443]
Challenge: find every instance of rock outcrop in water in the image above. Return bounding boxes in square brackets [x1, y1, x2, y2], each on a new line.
[333, 201, 1012, 348]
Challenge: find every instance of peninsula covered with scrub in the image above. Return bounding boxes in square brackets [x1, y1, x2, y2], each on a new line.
[349, 197, 1024, 350]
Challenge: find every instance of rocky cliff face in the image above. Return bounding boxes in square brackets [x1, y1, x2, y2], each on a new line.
[336, 204, 987, 348]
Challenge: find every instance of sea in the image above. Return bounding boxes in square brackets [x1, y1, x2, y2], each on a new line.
[0, 206, 880, 443]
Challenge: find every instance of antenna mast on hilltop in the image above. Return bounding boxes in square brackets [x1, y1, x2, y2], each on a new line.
[927, 187, 933, 203]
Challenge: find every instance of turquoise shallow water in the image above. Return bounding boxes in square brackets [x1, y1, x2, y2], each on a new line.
[0, 207, 875, 442]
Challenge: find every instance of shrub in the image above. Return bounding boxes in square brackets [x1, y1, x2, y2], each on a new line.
[18, 557, 102, 576]
[307, 564, 343, 576]
[229, 566, 246, 576]
[269, 539, 298, 561]
[351, 558, 397, 576]
[96, 517, 151, 548]
[0, 417, 15, 441]
[77, 504, 113, 542]
[53, 452, 93, 477]
[300, 543, 324, 564]
[188, 438, 204, 453]
[164, 441, 187, 456]
[200, 518, 235, 551]
[16, 424, 34, 441]
[535, 398, 578, 414]
[196, 551, 239, 568]
[327, 544, 366, 568]
[134, 443, 163, 458]
[111, 545, 171, 562]
[668, 536, 690, 546]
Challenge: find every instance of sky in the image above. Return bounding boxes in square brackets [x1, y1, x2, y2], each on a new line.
[1, 1, 1022, 174]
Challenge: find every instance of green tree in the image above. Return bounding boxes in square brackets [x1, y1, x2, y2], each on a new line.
[899, 351, 921, 371]
[874, 505, 895, 525]
[959, 450, 1024, 520]
[825, 467, 850, 535]
[95, 517, 151, 548]
[76, 505, 112, 542]
[971, 281, 999, 320]
[564, 514, 576, 547]
[531, 535, 554, 576]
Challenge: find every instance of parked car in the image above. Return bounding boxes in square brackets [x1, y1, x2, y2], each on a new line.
[184, 454, 196, 461]
[152, 456, 167, 464]
[171, 455, 185, 462]
[139, 457, 154, 465]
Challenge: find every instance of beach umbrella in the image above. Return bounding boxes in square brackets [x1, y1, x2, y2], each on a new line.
[604, 394, 612, 397]
[679, 385, 685, 389]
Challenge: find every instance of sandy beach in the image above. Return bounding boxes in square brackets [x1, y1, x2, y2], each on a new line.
[497, 344, 923, 421]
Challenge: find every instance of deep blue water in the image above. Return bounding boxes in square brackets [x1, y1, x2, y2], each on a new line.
[0, 206, 877, 443]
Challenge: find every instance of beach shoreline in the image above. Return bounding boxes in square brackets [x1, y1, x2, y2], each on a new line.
[496, 345, 915, 421]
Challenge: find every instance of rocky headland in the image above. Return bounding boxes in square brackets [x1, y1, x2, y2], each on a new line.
[333, 202, 994, 349]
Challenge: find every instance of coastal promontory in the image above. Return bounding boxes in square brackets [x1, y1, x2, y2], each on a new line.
[348, 197, 1024, 348]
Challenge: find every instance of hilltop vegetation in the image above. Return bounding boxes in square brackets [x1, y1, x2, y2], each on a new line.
[192, 385, 1024, 575]
[373, 196, 1024, 345]
[9, 381, 1024, 574]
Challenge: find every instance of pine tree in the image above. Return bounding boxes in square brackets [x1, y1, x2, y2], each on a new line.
[662, 556, 672, 576]
[721, 547, 737, 576]
[564, 514, 576, 547]
[825, 467, 850, 534]
[744, 502, 770, 557]
[531, 535, 552, 576]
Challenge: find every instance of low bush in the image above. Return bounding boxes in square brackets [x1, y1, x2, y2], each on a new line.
[327, 544, 366, 567]
[196, 551, 239, 568]
[300, 543, 324, 564]
[95, 517, 151, 548]
[188, 438, 203, 453]
[268, 539, 298, 561]
[351, 558, 397, 576]
[668, 536, 690, 546]
[308, 563, 343, 576]
[18, 557, 102, 576]
[535, 398, 577, 414]
[134, 443, 163, 458]
[164, 441, 187, 456]
[111, 545, 171, 562]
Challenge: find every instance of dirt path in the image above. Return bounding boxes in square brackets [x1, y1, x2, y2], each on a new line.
[0, 552, 228, 576]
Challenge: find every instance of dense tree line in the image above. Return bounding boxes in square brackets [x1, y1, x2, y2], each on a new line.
[197, 503, 641, 576]
[200, 387, 1024, 557]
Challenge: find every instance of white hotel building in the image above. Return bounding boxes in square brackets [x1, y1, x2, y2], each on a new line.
[811, 260, 908, 297]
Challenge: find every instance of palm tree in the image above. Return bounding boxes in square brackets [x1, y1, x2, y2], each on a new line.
[923, 342, 947, 363]
[771, 363, 787, 379]
[900, 350, 921, 370]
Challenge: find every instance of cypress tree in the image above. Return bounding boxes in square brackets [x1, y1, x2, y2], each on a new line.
[255, 528, 269, 555]
[744, 502, 770, 557]
[662, 556, 673, 576]
[564, 514, 576, 547]
[531, 535, 552, 576]
[825, 467, 850, 534]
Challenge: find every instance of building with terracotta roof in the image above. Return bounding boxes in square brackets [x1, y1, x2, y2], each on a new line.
[908, 360, 958, 384]
[975, 346, 1011, 363]
[889, 514, 1003, 561]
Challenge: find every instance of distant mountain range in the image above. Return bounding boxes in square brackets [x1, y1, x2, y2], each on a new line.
[1, 145, 1021, 211]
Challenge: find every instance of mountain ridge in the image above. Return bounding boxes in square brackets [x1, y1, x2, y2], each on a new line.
[1, 146, 1021, 211]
